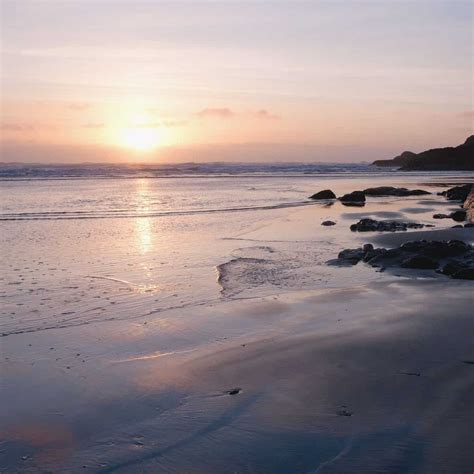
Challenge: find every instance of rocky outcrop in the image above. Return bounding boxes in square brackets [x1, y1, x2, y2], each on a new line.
[328, 240, 474, 280]
[350, 218, 425, 232]
[372, 136, 474, 171]
[372, 151, 417, 168]
[362, 186, 430, 197]
[309, 189, 336, 200]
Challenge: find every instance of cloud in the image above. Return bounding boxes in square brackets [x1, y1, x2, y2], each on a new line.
[197, 108, 235, 119]
[81, 122, 105, 129]
[250, 109, 280, 120]
[457, 111, 474, 119]
[1, 123, 36, 132]
[67, 103, 91, 111]
[195, 107, 279, 120]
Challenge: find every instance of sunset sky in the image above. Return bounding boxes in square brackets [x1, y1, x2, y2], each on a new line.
[1, 0, 472, 163]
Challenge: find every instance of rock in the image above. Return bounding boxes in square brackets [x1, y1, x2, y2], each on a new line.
[330, 239, 474, 280]
[450, 210, 467, 222]
[226, 388, 242, 395]
[339, 191, 366, 204]
[440, 262, 465, 276]
[465, 223, 474, 228]
[401, 256, 439, 269]
[337, 248, 365, 264]
[321, 220, 336, 226]
[452, 225, 463, 228]
[350, 218, 424, 232]
[336, 409, 353, 417]
[442, 184, 472, 203]
[451, 268, 474, 280]
[362, 186, 430, 197]
[309, 189, 336, 200]
[400, 240, 470, 258]
[433, 213, 449, 219]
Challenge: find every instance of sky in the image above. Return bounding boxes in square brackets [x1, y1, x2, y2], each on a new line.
[1, 0, 473, 163]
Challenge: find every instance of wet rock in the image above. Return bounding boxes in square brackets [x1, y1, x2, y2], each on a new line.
[451, 268, 474, 280]
[400, 240, 470, 258]
[401, 255, 438, 269]
[337, 248, 365, 264]
[226, 388, 242, 395]
[309, 189, 336, 200]
[350, 218, 424, 232]
[363, 186, 430, 197]
[321, 220, 336, 226]
[441, 184, 472, 203]
[450, 210, 467, 222]
[339, 191, 366, 205]
[330, 239, 473, 280]
[440, 262, 466, 276]
[465, 223, 474, 228]
[433, 213, 449, 219]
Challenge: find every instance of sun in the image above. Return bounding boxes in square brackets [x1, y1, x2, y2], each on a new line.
[122, 127, 160, 151]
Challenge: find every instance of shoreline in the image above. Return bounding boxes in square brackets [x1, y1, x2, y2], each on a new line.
[1, 174, 473, 472]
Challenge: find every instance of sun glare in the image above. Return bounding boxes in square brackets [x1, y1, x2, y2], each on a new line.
[122, 127, 160, 151]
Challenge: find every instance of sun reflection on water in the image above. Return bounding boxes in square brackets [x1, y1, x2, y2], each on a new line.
[135, 179, 154, 254]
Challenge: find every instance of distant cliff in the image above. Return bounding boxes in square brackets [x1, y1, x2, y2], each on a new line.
[372, 136, 474, 170]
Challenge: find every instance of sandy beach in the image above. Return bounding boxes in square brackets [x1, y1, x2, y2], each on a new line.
[1, 171, 473, 473]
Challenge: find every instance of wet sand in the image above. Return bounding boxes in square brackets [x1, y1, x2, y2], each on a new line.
[1, 175, 473, 473]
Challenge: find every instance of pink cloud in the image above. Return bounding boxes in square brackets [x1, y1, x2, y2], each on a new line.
[251, 109, 280, 120]
[197, 108, 235, 119]
[1, 123, 36, 132]
[457, 110, 474, 119]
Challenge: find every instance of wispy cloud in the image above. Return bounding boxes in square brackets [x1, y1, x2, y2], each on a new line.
[67, 102, 91, 111]
[1, 123, 36, 132]
[250, 109, 280, 120]
[457, 110, 474, 119]
[197, 108, 235, 119]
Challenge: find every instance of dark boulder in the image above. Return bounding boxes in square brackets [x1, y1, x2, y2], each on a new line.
[350, 218, 424, 232]
[442, 184, 472, 203]
[321, 220, 336, 226]
[309, 189, 336, 200]
[400, 239, 470, 258]
[450, 210, 467, 222]
[401, 256, 439, 270]
[433, 213, 449, 219]
[362, 186, 430, 197]
[337, 248, 365, 264]
[339, 191, 366, 204]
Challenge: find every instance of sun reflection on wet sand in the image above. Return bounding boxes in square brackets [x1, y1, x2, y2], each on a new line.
[135, 179, 154, 254]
